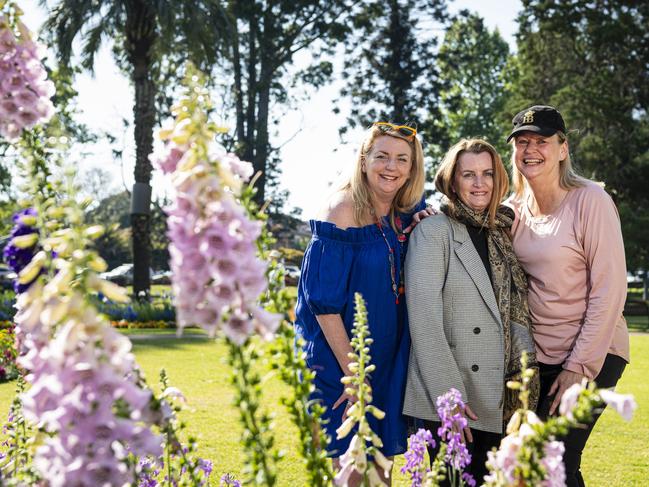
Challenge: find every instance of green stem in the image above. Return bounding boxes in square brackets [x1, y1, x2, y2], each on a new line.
[229, 339, 276, 486]
[166, 427, 172, 487]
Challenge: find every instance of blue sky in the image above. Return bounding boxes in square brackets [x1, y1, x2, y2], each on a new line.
[23, 0, 521, 218]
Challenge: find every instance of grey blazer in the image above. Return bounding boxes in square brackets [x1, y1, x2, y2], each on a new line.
[403, 214, 504, 433]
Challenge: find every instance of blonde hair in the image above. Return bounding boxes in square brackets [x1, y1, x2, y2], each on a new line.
[341, 125, 425, 228]
[511, 131, 585, 198]
[434, 138, 509, 228]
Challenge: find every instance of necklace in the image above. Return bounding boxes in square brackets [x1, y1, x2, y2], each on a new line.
[375, 215, 407, 304]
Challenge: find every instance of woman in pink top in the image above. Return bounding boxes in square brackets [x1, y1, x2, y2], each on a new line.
[506, 105, 630, 487]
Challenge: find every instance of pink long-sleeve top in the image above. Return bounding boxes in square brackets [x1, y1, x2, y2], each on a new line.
[507, 180, 630, 380]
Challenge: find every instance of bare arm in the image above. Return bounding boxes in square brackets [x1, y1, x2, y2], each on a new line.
[315, 313, 354, 377]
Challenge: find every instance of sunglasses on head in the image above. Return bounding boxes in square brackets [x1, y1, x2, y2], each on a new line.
[373, 122, 417, 139]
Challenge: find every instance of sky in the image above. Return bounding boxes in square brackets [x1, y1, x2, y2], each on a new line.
[22, 0, 522, 219]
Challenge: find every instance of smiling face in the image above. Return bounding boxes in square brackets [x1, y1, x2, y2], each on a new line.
[513, 132, 568, 185]
[363, 135, 413, 202]
[453, 151, 494, 213]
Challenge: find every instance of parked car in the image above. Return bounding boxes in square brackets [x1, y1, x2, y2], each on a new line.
[99, 264, 134, 286]
[151, 270, 172, 285]
[284, 265, 300, 286]
[627, 271, 645, 288]
[100, 264, 157, 286]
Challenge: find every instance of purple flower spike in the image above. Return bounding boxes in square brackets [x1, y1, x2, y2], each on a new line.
[220, 473, 241, 487]
[436, 388, 472, 470]
[3, 208, 39, 293]
[0, 20, 54, 139]
[401, 428, 435, 487]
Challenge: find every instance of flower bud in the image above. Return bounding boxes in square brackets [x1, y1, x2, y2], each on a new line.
[336, 416, 355, 439]
[367, 405, 385, 420]
[11, 233, 38, 248]
[19, 214, 37, 226]
[100, 279, 130, 303]
[88, 256, 108, 273]
[85, 225, 105, 239]
[18, 251, 46, 284]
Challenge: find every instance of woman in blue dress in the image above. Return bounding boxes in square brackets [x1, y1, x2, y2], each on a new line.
[295, 122, 430, 484]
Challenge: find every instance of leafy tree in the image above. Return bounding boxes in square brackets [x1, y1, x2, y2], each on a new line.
[437, 10, 511, 166]
[43, 0, 230, 298]
[336, 0, 448, 161]
[78, 167, 118, 205]
[223, 0, 351, 207]
[511, 0, 649, 273]
[86, 191, 170, 272]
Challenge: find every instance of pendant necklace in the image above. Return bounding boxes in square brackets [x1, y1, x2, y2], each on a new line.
[374, 214, 407, 304]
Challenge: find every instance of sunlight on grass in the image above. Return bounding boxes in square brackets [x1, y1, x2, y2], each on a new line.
[1, 333, 647, 484]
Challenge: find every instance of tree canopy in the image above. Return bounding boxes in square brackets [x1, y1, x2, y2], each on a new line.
[511, 0, 649, 272]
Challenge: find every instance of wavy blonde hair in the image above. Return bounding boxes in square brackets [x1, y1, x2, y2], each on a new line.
[511, 131, 585, 199]
[434, 138, 509, 228]
[341, 125, 425, 228]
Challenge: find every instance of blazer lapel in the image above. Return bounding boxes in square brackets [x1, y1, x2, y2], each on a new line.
[450, 219, 503, 327]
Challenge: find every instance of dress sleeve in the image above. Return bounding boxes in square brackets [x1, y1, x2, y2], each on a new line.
[300, 235, 354, 316]
[563, 186, 627, 379]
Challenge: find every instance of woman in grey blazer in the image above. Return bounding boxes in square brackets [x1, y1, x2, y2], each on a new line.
[403, 138, 538, 484]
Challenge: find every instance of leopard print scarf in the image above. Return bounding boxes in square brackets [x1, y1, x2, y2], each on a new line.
[443, 200, 540, 428]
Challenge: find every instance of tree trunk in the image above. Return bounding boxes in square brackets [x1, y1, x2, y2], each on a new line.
[244, 18, 258, 164]
[232, 20, 245, 151]
[254, 82, 270, 207]
[127, 0, 157, 300]
[388, 0, 407, 121]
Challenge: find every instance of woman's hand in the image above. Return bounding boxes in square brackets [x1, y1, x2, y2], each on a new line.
[548, 369, 588, 415]
[333, 391, 356, 420]
[458, 404, 478, 443]
[403, 205, 437, 234]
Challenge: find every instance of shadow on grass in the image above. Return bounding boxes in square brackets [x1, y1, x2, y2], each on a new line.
[126, 331, 211, 351]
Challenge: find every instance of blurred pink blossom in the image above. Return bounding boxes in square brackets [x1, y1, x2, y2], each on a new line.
[155, 132, 280, 344]
[598, 389, 637, 421]
[0, 19, 54, 139]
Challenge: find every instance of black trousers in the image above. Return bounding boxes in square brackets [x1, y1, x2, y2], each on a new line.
[537, 354, 627, 487]
[422, 419, 501, 487]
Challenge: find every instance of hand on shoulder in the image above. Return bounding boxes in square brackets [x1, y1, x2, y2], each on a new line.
[317, 191, 357, 230]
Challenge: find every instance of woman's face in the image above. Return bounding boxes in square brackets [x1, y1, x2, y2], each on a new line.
[513, 132, 568, 184]
[453, 151, 494, 213]
[363, 135, 413, 201]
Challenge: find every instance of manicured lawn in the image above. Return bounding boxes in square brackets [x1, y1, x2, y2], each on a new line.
[1, 332, 647, 485]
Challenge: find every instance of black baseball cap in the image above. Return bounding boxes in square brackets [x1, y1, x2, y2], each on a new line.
[506, 105, 567, 142]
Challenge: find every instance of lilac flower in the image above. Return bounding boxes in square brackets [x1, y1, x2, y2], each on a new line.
[540, 440, 566, 487]
[558, 381, 586, 421]
[0, 16, 54, 139]
[220, 472, 242, 487]
[198, 458, 213, 477]
[401, 428, 435, 487]
[436, 388, 472, 470]
[598, 389, 637, 421]
[155, 112, 280, 344]
[462, 471, 476, 487]
[334, 434, 367, 486]
[484, 433, 523, 485]
[15, 284, 163, 485]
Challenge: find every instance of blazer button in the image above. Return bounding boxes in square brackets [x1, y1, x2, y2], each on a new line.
[471, 364, 479, 372]
[473, 327, 481, 334]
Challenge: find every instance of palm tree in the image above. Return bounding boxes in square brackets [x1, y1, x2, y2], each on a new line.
[42, 0, 229, 299]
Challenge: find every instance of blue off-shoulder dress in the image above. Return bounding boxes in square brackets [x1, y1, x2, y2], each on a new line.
[295, 205, 423, 457]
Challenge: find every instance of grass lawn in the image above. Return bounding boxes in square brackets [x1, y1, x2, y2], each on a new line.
[1, 332, 647, 485]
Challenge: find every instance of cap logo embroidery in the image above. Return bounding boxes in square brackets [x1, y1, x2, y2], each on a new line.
[522, 110, 535, 124]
